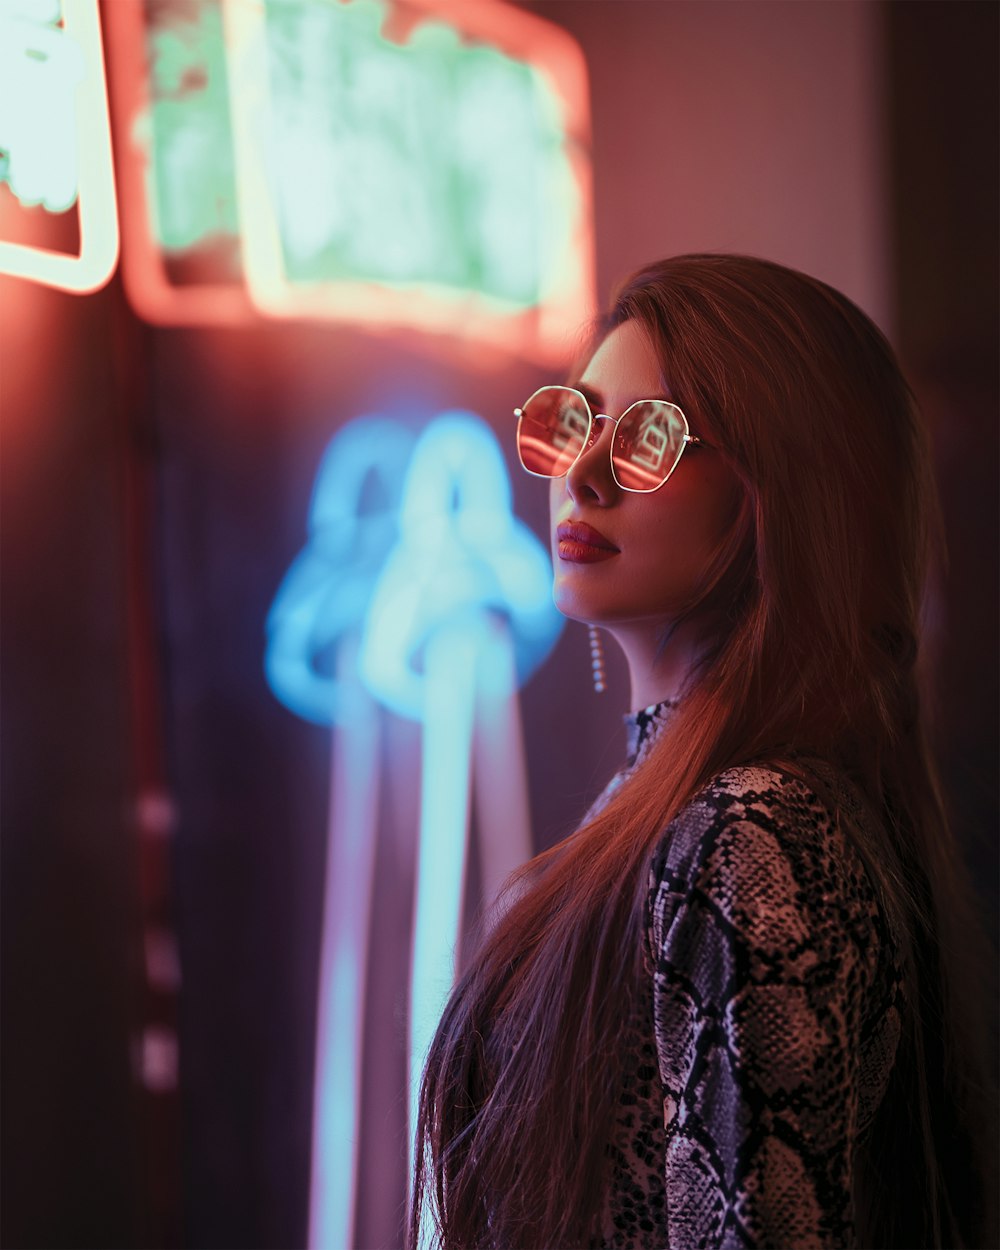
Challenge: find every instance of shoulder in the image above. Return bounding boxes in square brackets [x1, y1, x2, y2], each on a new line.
[646, 760, 887, 972]
[650, 761, 842, 878]
[649, 759, 872, 880]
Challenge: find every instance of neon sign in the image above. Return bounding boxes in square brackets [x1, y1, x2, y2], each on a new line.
[266, 414, 416, 724]
[0, 0, 119, 292]
[267, 414, 416, 1250]
[105, 0, 594, 357]
[360, 413, 557, 1234]
[104, 0, 253, 322]
[266, 411, 561, 1250]
[360, 411, 558, 717]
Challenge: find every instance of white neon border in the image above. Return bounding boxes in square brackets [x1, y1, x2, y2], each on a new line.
[0, 0, 119, 294]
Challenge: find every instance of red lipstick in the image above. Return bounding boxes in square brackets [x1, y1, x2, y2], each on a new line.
[556, 521, 620, 564]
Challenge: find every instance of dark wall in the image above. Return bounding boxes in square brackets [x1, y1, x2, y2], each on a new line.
[2, 4, 996, 1249]
[1, 283, 141, 1246]
[887, 1, 999, 932]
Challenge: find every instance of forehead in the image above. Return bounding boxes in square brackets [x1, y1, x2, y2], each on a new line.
[578, 320, 664, 402]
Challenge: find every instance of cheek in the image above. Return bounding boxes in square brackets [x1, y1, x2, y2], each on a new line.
[548, 478, 567, 534]
[631, 502, 700, 592]
[634, 468, 741, 586]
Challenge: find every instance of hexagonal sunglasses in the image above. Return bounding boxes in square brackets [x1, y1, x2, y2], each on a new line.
[514, 385, 705, 493]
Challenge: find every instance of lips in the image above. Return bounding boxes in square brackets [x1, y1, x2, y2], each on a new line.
[556, 520, 620, 564]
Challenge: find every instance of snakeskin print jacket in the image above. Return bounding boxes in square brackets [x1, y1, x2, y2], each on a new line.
[588, 700, 906, 1250]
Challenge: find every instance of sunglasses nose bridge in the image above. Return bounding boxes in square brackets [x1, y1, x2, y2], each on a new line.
[584, 411, 617, 449]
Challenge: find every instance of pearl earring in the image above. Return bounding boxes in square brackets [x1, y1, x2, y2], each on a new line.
[588, 624, 606, 693]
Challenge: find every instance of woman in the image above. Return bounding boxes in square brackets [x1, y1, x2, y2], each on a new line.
[408, 255, 997, 1249]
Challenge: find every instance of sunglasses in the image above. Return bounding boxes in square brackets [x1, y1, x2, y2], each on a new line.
[514, 385, 704, 493]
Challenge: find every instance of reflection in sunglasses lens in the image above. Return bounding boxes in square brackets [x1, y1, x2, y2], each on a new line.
[518, 392, 688, 489]
[519, 389, 589, 476]
[613, 402, 685, 491]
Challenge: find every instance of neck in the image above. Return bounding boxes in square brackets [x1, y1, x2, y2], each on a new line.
[599, 617, 705, 712]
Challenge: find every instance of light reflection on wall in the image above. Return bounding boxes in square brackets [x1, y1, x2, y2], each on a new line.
[266, 411, 561, 1250]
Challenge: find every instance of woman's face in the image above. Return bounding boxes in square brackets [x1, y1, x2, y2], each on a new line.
[549, 319, 742, 629]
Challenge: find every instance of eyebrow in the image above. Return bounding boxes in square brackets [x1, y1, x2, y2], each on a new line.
[574, 382, 605, 412]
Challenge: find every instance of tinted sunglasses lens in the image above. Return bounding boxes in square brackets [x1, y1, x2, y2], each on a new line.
[517, 388, 590, 477]
[612, 401, 687, 491]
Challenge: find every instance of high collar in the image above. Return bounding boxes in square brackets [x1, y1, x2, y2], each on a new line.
[624, 698, 681, 768]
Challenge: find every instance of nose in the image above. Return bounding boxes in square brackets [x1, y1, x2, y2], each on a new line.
[564, 414, 618, 505]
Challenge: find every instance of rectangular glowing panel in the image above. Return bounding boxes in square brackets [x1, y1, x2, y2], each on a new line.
[106, 0, 594, 358]
[225, 0, 594, 358]
[104, 0, 254, 324]
[0, 0, 119, 293]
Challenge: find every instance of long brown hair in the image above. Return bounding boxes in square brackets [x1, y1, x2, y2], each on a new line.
[408, 255, 997, 1249]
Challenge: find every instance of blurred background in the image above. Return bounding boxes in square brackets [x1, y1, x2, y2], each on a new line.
[1, 1, 996, 1248]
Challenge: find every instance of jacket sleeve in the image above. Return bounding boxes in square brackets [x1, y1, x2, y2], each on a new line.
[647, 769, 881, 1249]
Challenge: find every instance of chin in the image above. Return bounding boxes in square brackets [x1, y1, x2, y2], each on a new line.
[553, 586, 612, 625]
[552, 586, 587, 623]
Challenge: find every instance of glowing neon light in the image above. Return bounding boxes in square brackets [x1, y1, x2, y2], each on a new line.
[471, 616, 533, 930]
[309, 638, 379, 1250]
[231, 0, 544, 302]
[356, 413, 559, 1204]
[143, 1, 239, 254]
[267, 415, 414, 1250]
[359, 412, 559, 718]
[0, 0, 119, 292]
[266, 416, 415, 725]
[104, 0, 254, 324]
[223, 0, 595, 356]
[407, 614, 480, 1176]
[105, 0, 594, 356]
[0, 0, 82, 212]
[266, 411, 561, 1250]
